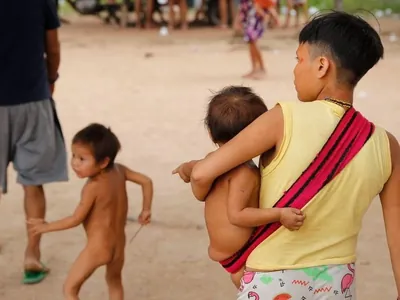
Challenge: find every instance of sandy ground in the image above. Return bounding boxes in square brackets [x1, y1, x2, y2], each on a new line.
[1, 15, 400, 300]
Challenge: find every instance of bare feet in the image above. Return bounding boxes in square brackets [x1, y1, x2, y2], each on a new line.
[181, 23, 189, 30]
[242, 70, 256, 78]
[251, 69, 266, 80]
[242, 69, 266, 80]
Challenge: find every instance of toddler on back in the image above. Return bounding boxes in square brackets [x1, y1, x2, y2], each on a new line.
[173, 86, 305, 288]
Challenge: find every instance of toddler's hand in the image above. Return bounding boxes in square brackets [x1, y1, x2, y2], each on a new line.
[172, 162, 191, 183]
[138, 210, 151, 225]
[279, 208, 305, 231]
[26, 218, 48, 236]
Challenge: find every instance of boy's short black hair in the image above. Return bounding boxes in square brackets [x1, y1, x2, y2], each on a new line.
[72, 123, 121, 168]
[205, 86, 268, 144]
[299, 11, 384, 86]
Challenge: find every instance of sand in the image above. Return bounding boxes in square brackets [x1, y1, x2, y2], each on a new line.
[1, 15, 400, 300]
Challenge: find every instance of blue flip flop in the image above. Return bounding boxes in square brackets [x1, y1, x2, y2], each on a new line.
[22, 263, 49, 285]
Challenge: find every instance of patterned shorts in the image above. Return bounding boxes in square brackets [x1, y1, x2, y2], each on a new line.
[237, 263, 356, 300]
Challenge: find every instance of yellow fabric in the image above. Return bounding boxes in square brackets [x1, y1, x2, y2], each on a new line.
[247, 100, 392, 270]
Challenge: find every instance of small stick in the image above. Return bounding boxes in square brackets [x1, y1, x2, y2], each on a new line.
[129, 225, 144, 244]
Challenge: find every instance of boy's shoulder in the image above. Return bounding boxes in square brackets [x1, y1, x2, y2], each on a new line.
[226, 160, 260, 181]
[81, 179, 100, 198]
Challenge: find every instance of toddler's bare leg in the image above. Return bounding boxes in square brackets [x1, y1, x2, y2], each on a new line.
[231, 266, 245, 289]
[106, 255, 124, 300]
[63, 246, 111, 300]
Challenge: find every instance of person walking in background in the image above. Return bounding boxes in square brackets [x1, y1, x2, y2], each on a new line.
[0, 0, 68, 284]
[283, 0, 308, 28]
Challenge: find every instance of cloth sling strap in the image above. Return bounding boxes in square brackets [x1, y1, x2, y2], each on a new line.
[220, 107, 375, 274]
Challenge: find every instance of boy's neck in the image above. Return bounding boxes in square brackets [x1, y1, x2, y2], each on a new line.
[316, 83, 354, 105]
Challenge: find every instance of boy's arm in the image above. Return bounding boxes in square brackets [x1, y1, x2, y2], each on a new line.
[191, 106, 283, 200]
[29, 183, 96, 234]
[227, 168, 281, 227]
[44, 0, 61, 89]
[380, 132, 400, 296]
[121, 164, 153, 212]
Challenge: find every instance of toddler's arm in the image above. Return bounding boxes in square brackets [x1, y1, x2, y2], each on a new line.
[120, 164, 153, 223]
[172, 160, 200, 183]
[227, 168, 304, 230]
[172, 152, 215, 185]
[380, 132, 400, 297]
[28, 182, 96, 235]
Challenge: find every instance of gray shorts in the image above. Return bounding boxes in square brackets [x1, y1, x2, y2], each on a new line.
[0, 99, 68, 194]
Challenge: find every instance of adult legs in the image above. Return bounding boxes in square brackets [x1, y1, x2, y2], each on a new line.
[24, 185, 47, 272]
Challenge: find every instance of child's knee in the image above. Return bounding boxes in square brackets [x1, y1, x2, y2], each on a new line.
[63, 281, 79, 297]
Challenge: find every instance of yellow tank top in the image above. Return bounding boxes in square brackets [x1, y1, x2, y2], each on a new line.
[247, 100, 392, 270]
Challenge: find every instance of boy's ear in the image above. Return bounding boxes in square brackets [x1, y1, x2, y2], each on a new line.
[316, 56, 330, 79]
[99, 157, 110, 169]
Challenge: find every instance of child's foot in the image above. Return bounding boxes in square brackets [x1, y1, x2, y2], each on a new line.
[242, 70, 257, 78]
[251, 69, 267, 80]
[181, 23, 189, 30]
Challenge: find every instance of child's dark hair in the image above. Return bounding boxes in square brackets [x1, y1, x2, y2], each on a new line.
[299, 10, 384, 86]
[205, 86, 268, 144]
[72, 123, 121, 169]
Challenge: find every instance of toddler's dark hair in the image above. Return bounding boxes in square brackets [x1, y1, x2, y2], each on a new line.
[299, 10, 384, 86]
[205, 86, 268, 144]
[72, 123, 121, 169]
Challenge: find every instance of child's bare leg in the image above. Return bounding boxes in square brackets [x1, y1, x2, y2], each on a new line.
[231, 267, 245, 289]
[218, 0, 228, 28]
[252, 41, 266, 79]
[294, 5, 300, 27]
[242, 41, 258, 78]
[283, 0, 292, 28]
[135, 0, 142, 28]
[145, 0, 154, 28]
[106, 255, 124, 300]
[168, 0, 175, 30]
[179, 0, 188, 29]
[63, 246, 111, 300]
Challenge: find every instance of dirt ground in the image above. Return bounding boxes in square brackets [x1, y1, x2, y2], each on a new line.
[1, 15, 400, 300]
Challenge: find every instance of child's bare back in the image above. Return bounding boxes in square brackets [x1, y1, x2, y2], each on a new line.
[79, 164, 129, 272]
[205, 161, 259, 262]
[83, 165, 128, 256]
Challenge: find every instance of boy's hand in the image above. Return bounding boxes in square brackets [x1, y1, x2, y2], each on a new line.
[138, 210, 151, 225]
[279, 208, 305, 231]
[26, 218, 48, 236]
[172, 161, 195, 183]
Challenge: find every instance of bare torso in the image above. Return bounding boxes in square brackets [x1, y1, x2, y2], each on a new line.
[204, 162, 260, 262]
[83, 164, 128, 258]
